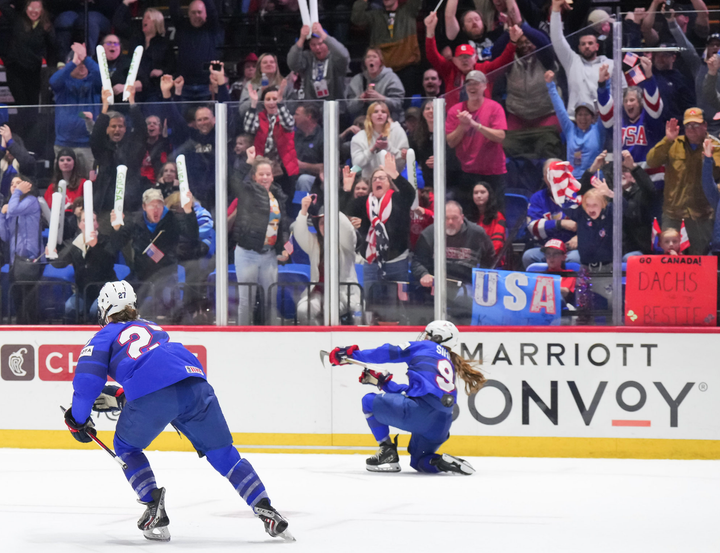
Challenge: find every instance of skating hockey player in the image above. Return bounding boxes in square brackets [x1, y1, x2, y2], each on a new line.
[329, 320, 484, 474]
[63, 280, 293, 542]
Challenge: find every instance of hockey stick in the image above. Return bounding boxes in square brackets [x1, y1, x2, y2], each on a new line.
[319, 350, 369, 369]
[60, 406, 128, 470]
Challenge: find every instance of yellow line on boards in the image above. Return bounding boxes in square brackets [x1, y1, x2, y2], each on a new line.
[1, 431, 719, 460]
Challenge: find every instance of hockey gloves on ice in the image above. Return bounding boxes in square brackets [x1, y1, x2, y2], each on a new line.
[359, 368, 393, 389]
[64, 408, 97, 443]
[93, 385, 126, 413]
[329, 345, 358, 365]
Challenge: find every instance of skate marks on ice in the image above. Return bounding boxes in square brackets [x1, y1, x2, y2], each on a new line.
[1, 450, 718, 552]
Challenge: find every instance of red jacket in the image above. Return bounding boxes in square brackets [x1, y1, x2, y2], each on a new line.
[425, 36, 516, 111]
[254, 112, 299, 177]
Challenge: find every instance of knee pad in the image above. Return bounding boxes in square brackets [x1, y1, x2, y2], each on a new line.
[361, 392, 377, 414]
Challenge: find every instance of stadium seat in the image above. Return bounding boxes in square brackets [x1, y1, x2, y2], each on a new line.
[504, 193, 530, 242]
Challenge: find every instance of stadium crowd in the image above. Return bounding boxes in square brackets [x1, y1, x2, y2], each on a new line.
[0, 0, 718, 325]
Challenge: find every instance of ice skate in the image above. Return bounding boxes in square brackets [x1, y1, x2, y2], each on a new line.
[137, 487, 171, 541]
[366, 435, 401, 473]
[430, 453, 475, 475]
[253, 498, 295, 541]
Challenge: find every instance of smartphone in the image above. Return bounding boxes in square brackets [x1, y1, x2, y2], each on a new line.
[203, 62, 222, 71]
[309, 193, 318, 203]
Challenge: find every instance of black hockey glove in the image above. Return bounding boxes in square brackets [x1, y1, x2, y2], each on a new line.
[64, 408, 97, 444]
[93, 385, 126, 413]
[359, 368, 393, 389]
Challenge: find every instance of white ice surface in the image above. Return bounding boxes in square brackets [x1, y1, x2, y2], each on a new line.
[1, 449, 718, 553]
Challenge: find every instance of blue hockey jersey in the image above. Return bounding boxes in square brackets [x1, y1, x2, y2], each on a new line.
[71, 319, 206, 423]
[352, 341, 458, 406]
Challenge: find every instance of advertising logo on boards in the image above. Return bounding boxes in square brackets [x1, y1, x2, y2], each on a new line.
[1, 345, 35, 381]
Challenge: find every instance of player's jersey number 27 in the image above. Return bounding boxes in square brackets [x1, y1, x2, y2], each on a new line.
[117, 324, 163, 359]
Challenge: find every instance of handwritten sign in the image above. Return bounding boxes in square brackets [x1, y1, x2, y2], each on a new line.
[625, 255, 717, 326]
[471, 269, 562, 326]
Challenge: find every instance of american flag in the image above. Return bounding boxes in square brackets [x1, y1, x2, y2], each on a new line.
[625, 66, 646, 86]
[547, 161, 582, 207]
[284, 239, 294, 255]
[397, 282, 409, 302]
[623, 52, 639, 68]
[146, 243, 165, 263]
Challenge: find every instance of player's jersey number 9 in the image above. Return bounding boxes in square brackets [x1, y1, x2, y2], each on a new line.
[435, 359, 455, 393]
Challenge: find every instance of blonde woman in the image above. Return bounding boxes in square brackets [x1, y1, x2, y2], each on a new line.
[350, 102, 408, 179]
[113, 3, 176, 101]
[238, 53, 295, 117]
[346, 48, 405, 122]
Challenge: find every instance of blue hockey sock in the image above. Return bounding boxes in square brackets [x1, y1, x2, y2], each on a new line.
[114, 436, 157, 502]
[206, 445, 269, 508]
[362, 392, 390, 444]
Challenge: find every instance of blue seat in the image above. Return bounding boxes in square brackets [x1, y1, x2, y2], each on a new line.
[114, 264, 131, 280]
[527, 262, 581, 273]
[40, 264, 75, 321]
[276, 264, 311, 321]
[504, 193, 530, 242]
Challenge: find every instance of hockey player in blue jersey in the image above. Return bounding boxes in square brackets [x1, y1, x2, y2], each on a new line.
[63, 280, 292, 542]
[329, 320, 485, 474]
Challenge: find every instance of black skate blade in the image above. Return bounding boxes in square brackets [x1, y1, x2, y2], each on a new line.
[366, 462, 401, 473]
[441, 453, 475, 475]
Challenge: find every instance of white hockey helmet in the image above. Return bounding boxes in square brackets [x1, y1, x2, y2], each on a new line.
[97, 280, 137, 326]
[419, 320, 460, 352]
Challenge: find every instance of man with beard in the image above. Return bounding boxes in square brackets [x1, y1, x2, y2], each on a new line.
[550, 0, 614, 118]
[409, 69, 443, 108]
[443, 0, 521, 60]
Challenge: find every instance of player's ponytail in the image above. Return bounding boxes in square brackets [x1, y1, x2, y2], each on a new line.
[449, 350, 486, 396]
[109, 306, 140, 324]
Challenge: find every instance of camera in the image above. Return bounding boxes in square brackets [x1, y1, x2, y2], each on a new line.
[202, 62, 222, 71]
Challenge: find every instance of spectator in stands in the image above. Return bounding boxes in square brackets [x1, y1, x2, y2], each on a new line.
[541, 238, 576, 304]
[54, 0, 118, 61]
[0, 124, 37, 200]
[647, 108, 720, 255]
[294, 103, 324, 193]
[113, 3, 176, 103]
[346, 48, 406, 123]
[408, 100, 434, 188]
[339, 115, 365, 164]
[658, 228, 682, 255]
[230, 53, 257, 101]
[165, 190, 215, 322]
[229, 136, 255, 197]
[652, 42, 695, 127]
[569, 183, 615, 270]
[140, 115, 171, 186]
[44, 148, 86, 240]
[152, 161, 179, 198]
[244, 81, 299, 207]
[468, 182, 506, 259]
[49, 42, 101, 173]
[550, 0, 614, 118]
[160, 69, 228, 207]
[90, 86, 146, 232]
[597, 56, 665, 192]
[170, 0, 220, 101]
[412, 201, 494, 324]
[523, 158, 581, 268]
[112, 187, 199, 319]
[99, 33, 132, 104]
[351, 0, 423, 95]
[350, 101, 408, 180]
[294, 194, 360, 325]
[700, 54, 720, 121]
[49, 209, 117, 322]
[642, 0, 709, 49]
[0, 0, 57, 108]
[446, 70, 507, 214]
[545, 68, 606, 178]
[237, 53, 295, 118]
[228, 157, 289, 326]
[410, 69, 442, 108]
[424, 12, 519, 111]
[339, 165, 368, 216]
[504, 24, 559, 132]
[701, 137, 720, 256]
[0, 177, 41, 323]
[287, 22, 350, 104]
[444, 0, 522, 58]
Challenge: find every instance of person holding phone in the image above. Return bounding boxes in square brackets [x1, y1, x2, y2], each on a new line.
[350, 102, 408, 180]
[346, 48, 406, 123]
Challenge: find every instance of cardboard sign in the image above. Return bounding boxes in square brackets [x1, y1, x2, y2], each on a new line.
[471, 269, 562, 326]
[625, 255, 717, 326]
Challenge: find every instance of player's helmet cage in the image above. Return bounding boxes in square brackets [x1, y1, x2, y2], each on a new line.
[97, 280, 137, 326]
[419, 320, 460, 352]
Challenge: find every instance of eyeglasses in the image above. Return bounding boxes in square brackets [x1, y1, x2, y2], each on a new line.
[685, 123, 704, 130]
[104, 42, 120, 47]
[371, 175, 388, 182]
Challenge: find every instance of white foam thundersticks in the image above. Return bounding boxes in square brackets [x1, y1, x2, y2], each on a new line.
[113, 165, 127, 227]
[123, 46, 143, 101]
[57, 179, 68, 243]
[46, 192, 62, 260]
[96, 45, 113, 105]
[176, 155, 192, 209]
[83, 180, 94, 243]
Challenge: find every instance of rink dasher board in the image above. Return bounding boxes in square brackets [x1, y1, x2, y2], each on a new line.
[0, 326, 719, 460]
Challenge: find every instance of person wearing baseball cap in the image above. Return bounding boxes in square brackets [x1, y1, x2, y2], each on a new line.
[423, 10, 522, 111]
[647, 106, 720, 255]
